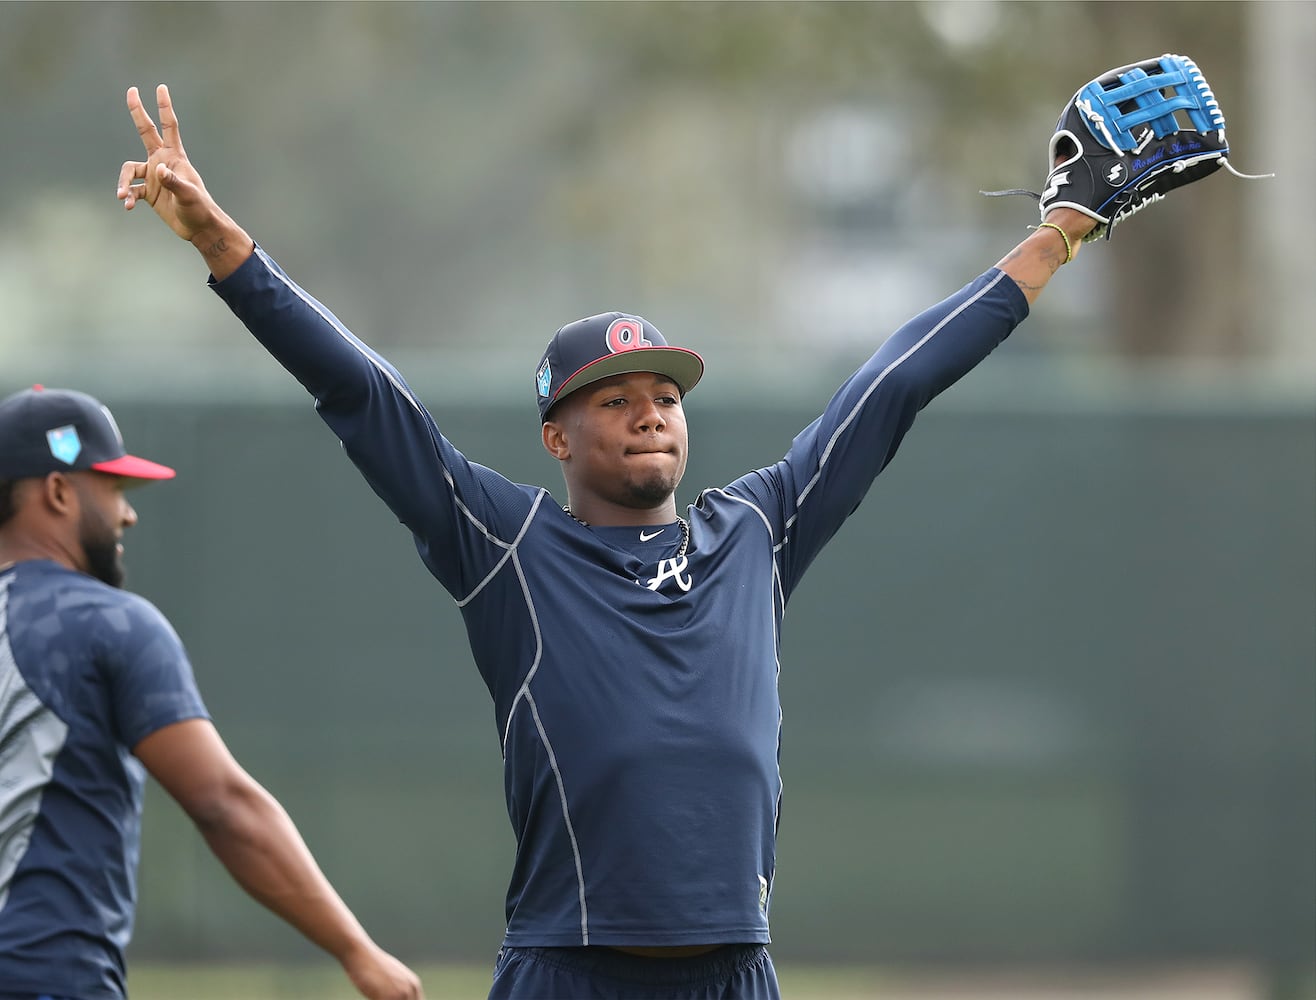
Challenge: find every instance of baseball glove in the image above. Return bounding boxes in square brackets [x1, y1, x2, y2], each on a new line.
[984, 54, 1272, 241]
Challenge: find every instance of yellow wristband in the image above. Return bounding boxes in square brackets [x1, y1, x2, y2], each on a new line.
[1031, 221, 1073, 265]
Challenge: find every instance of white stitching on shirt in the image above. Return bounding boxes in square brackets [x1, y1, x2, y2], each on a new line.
[524, 689, 591, 945]
[457, 492, 545, 607]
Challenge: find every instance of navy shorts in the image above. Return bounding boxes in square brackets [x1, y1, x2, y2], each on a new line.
[489, 944, 780, 1000]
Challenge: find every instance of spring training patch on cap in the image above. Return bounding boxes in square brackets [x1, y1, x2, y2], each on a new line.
[536, 359, 552, 398]
[46, 426, 82, 465]
[0, 385, 177, 480]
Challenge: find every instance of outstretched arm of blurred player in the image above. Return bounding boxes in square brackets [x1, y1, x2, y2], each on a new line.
[134, 719, 425, 1000]
[118, 84, 254, 281]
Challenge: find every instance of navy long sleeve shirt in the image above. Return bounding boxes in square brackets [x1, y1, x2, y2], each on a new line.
[210, 248, 1028, 948]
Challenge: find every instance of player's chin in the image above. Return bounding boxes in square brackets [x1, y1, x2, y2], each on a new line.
[623, 465, 684, 506]
[86, 544, 127, 589]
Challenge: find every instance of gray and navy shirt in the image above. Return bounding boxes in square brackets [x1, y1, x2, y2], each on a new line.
[0, 560, 209, 999]
[212, 247, 1028, 949]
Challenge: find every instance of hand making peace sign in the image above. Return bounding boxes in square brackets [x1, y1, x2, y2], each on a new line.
[119, 84, 254, 279]
[118, 85, 210, 236]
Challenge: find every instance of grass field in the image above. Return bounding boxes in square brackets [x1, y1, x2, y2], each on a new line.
[127, 961, 887, 999]
[126, 960, 1282, 1000]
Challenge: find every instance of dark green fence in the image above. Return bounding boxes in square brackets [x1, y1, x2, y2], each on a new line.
[113, 397, 1313, 968]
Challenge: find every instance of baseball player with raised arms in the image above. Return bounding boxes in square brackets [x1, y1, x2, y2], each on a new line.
[117, 59, 1234, 997]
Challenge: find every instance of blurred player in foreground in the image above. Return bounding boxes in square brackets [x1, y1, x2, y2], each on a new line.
[119, 71, 1194, 996]
[0, 385, 424, 1000]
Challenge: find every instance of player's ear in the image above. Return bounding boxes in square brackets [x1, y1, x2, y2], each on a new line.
[542, 420, 571, 461]
[38, 472, 78, 516]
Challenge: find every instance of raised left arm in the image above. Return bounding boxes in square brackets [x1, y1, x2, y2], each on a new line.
[994, 207, 1098, 306]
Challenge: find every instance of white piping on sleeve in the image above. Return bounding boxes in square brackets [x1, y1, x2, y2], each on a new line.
[260, 253, 593, 939]
[786, 270, 1007, 535]
[259, 249, 426, 416]
[261, 252, 531, 586]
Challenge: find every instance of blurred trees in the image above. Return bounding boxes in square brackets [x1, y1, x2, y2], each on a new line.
[0, 1, 1289, 380]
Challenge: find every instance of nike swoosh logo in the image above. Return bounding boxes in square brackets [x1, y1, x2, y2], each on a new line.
[639, 528, 665, 541]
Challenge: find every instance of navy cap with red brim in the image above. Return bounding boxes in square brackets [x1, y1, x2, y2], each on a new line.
[0, 385, 176, 481]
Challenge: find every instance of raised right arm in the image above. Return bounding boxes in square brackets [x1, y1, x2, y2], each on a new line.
[118, 84, 534, 596]
[117, 86, 436, 522]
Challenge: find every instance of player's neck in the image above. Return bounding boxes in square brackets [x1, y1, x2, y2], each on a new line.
[562, 497, 679, 528]
[0, 529, 83, 574]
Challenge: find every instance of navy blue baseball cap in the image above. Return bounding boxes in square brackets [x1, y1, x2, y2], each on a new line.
[534, 312, 704, 422]
[0, 385, 175, 480]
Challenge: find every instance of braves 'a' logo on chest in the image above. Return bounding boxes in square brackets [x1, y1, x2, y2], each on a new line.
[645, 555, 693, 593]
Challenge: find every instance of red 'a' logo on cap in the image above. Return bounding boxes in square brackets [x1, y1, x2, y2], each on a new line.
[606, 318, 652, 354]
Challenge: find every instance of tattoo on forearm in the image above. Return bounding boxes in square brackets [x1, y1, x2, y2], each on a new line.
[201, 237, 229, 259]
[998, 240, 1062, 298]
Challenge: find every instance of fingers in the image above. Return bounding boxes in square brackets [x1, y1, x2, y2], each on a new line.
[126, 85, 162, 155]
[116, 160, 147, 209]
[126, 83, 185, 156]
[155, 83, 186, 153]
[115, 160, 187, 212]
[154, 161, 179, 189]
[122, 83, 189, 211]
